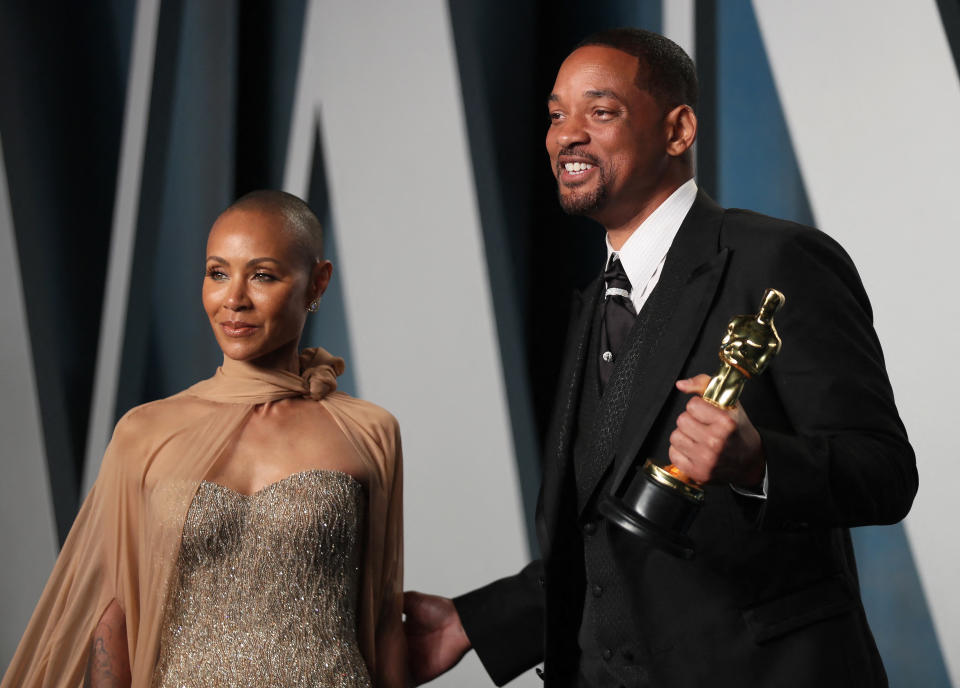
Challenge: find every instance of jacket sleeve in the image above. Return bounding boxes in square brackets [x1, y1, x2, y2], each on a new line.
[742, 228, 917, 530]
[453, 560, 545, 686]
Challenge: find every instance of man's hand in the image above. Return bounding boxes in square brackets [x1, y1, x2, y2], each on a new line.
[670, 374, 765, 488]
[403, 591, 472, 685]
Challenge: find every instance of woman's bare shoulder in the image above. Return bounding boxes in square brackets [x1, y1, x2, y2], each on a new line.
[323, 392, 399, 432]
[321, 392, 402, 458]
[111, 392, 220, 443]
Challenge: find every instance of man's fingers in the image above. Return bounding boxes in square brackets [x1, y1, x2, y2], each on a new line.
[668, 445, 702, 481]
[403, 591, 451, 632]
[402, 591, 424, 622]
[683, 396, 736, 426]
[670, 427, 703, 462]
[670, 426, 720, 476]
[675, 410, 730, 457]
[674, 409, 711, 438]
[675, 373, 712, 396]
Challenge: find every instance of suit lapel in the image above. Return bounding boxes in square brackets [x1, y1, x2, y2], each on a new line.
[538, 276, 602, 549]
[576, 193, 730, 514]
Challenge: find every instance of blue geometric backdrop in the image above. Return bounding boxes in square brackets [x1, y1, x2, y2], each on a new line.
[1, 1, 956, 685]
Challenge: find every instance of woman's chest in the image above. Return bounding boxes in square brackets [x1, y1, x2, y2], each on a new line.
[205, 401, 369, 495]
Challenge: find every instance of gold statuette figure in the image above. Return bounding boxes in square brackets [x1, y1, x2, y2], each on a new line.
[703, 288, 784, 408]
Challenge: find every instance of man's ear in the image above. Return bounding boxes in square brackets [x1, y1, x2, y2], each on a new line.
[665, 104, 697, 158]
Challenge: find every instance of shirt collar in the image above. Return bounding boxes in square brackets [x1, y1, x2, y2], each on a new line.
[605, 178, 698, 291]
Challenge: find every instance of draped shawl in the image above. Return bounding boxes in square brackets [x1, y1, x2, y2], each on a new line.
[2, 349, 404, 687]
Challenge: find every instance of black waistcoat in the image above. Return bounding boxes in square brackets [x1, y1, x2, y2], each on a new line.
[571, 296, 653, 688]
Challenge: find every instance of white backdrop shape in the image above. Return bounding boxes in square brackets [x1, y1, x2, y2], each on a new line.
[0, 139, 58, 669]
[82, 0, 162, 495]
[285, 1, 537, 685]
[753, 1, 960, 684]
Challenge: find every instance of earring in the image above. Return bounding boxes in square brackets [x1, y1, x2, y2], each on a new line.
[307, 297, 322, 313]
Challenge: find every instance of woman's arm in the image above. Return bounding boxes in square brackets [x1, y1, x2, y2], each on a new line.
[83, 599, 131, 688]
[376, 603, 408, 688]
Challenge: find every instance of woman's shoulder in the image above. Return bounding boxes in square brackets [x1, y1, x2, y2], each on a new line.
[322, 392, 401, 452]
[94, 393, 215, 481]
[324, 391, 399, 429]
[111, 392, 220, 444]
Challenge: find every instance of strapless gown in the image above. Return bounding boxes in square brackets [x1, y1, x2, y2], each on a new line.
[152, 470, 371, 688]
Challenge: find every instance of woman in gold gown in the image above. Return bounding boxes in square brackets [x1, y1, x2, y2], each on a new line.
[2, 191, 405, 688]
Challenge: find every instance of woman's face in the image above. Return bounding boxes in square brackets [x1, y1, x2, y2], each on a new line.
[202, 207, 326, 367]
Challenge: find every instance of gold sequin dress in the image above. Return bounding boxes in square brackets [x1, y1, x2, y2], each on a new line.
[152, 470, 371, 688]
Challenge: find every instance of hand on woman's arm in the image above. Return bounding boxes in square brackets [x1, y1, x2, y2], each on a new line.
[83, 599, 131, 688]
[403, 591, 471, 685]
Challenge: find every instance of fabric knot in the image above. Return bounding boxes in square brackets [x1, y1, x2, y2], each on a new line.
[599, 253, 637, 392]
[299, 347, 346, 401]
[603, 253, 633, 301]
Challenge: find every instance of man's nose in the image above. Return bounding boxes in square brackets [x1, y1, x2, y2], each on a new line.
[555, 115, 589, 148]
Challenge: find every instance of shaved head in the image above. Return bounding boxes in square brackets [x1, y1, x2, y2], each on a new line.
[224, 190, 324, 266]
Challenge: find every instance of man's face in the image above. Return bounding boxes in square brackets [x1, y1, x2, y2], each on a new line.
[546, 45, 669, 224]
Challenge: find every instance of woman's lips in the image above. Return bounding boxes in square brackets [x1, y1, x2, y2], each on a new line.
[220, 321, 259, 337]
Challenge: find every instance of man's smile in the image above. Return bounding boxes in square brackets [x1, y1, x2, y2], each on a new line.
[557, 153, 601, 185]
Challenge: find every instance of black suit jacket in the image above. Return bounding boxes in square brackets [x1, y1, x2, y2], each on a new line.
[455, 193, 917, 687]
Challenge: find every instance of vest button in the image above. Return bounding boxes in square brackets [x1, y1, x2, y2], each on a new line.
[602, 648, 613, 661]
[602, 351, 614, 363]
[584, 521, 597, 535]
[592, 584, 603, 597]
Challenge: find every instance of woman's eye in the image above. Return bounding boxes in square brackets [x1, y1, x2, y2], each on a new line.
[253, 272, 276, 282]
[206, 269, 227, 281]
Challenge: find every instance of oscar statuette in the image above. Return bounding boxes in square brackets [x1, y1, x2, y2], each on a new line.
[599, 288, 786, 559]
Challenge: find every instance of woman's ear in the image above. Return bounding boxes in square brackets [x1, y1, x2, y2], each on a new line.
[309, 260, 333, 303]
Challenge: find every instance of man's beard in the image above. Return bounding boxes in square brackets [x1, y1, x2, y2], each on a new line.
[556, 171, 607, 216]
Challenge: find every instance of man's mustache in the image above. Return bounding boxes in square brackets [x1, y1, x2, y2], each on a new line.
[557, 147, 601, 165]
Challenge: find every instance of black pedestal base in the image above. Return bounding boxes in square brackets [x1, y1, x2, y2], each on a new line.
[599, 465, 702, 560]
[600, 495, 696, 559]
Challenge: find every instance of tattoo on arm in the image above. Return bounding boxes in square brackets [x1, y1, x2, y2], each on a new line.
[83, 600, 131, 688]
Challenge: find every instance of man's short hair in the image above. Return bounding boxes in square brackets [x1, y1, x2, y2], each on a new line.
[576, 28, 698, 112]
[228, 189, 324, 263]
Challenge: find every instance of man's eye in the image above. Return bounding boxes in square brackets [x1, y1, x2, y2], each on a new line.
[548, 111, 564, 123]
[594, 109, 613, 119]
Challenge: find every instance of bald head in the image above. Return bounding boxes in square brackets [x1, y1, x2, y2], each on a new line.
[225, 190, 324, 266]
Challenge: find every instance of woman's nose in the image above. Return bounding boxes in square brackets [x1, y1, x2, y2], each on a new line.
[224, 281, 250, 310]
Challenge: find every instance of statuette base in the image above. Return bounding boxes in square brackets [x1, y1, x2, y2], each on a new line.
[599, 460, 702, 560]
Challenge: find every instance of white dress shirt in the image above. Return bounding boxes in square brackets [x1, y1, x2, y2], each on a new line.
[605, 178, 698, 314]
[602, 178, 768, 498]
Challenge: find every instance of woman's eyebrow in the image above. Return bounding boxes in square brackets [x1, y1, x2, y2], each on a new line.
[246, 257, 281, 267]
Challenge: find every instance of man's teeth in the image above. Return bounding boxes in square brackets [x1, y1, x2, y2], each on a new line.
[564, 162, 595, 174]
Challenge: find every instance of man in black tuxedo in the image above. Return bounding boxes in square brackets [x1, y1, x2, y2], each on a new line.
[403, 28, 916, 688]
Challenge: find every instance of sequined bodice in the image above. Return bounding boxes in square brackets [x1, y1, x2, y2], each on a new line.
[152, 470, 370, 688]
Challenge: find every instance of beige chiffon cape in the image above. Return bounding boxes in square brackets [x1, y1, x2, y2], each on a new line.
[2, 349, 404, 687]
